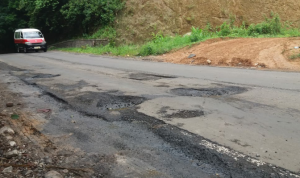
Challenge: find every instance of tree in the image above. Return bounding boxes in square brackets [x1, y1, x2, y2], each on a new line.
[0, 0, 124, 53]
[0, 0, 28, 52]
[61, 0, 124, 34]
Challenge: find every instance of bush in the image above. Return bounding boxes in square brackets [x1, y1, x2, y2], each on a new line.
[190, 27, 204, 42]
[248, 14, 282, 36]
[218, 22, 231, 36]
[139, 45, 154, 56]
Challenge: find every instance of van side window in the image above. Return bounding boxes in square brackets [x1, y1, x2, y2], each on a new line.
[15, 32, 20, 39]
[38, 32, 43, 38]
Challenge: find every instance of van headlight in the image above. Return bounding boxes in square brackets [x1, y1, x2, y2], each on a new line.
[25, 42, 31, 45]
[41, 41, 46, 44]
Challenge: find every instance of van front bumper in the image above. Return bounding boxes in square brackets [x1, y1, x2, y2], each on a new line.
[25, 43, 47, 50]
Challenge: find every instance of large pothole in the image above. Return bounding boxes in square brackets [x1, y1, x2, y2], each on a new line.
[170, 86, 247, 97]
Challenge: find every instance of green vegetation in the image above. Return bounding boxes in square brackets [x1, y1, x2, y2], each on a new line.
[59, 14, 300, 57]
[289, 53, 300, 60]
[0, 0, 124, 53]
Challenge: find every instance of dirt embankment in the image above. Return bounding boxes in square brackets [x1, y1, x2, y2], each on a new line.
[154, 38, 300, 71]
[116, 0, 300, 44]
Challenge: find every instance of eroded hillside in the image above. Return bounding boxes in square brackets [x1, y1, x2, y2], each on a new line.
[116, 0, 300, 44]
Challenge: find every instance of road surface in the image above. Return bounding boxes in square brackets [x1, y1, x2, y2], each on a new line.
[0, 51, 299, 177]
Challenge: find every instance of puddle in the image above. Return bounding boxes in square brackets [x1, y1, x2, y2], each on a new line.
[129, 73, 176, 81]
[171, 86, 247, 97]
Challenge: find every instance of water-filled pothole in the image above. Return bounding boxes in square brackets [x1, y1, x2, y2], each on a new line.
[171, 86, 247, 97]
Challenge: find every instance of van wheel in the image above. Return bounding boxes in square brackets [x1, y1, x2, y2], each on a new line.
[23, 47, 27, 53]
[43, 48, 47, 52]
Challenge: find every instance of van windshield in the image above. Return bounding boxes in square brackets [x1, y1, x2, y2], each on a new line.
[23, 31, 43, 39]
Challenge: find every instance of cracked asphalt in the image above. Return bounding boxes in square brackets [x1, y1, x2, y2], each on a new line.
[0, 51, 300, 177]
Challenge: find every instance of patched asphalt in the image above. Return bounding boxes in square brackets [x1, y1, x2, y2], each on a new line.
[0, 53, 300, 178]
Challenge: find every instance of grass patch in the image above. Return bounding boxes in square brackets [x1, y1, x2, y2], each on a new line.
[289, 53, 300, 60]
[58, 14, 300, 57]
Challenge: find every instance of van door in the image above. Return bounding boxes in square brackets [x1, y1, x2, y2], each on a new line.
[14, 32, 25, 45]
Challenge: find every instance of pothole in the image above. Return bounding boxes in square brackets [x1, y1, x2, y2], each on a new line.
[155, 84, 170, 88]
[129, 73, 176, 81]
[32, 74, 61, 78]
[164, 110, 204, 118]
[97, 94, 146, 111]
[54, 80, 88, 91]
[170, 86, 247, 97]
[158, 107, 204, 119]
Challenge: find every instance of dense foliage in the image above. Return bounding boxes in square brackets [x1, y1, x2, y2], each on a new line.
[0, 0, 124, 53]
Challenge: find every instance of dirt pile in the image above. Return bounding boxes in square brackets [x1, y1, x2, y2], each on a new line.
[155, 37, 300, 70]
[116, 0, 300, 44]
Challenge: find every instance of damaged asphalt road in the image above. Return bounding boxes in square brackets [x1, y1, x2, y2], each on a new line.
[0, 52, 300, 177]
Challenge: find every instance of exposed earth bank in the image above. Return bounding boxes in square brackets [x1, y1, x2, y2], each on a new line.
[116, 0, 300, 44]
[155, 38, 300, 71]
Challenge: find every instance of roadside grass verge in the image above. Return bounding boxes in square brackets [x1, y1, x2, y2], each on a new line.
[57, 14, 300, 57]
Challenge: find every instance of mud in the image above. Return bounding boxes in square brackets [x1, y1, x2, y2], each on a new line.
[129, 73, 176, 81]
[171, 86, 248, 97]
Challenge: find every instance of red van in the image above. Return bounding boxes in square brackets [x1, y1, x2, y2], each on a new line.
[14, 28, 47, 53]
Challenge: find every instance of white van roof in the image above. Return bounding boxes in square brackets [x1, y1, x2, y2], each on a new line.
[15, 28, 40, 32]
